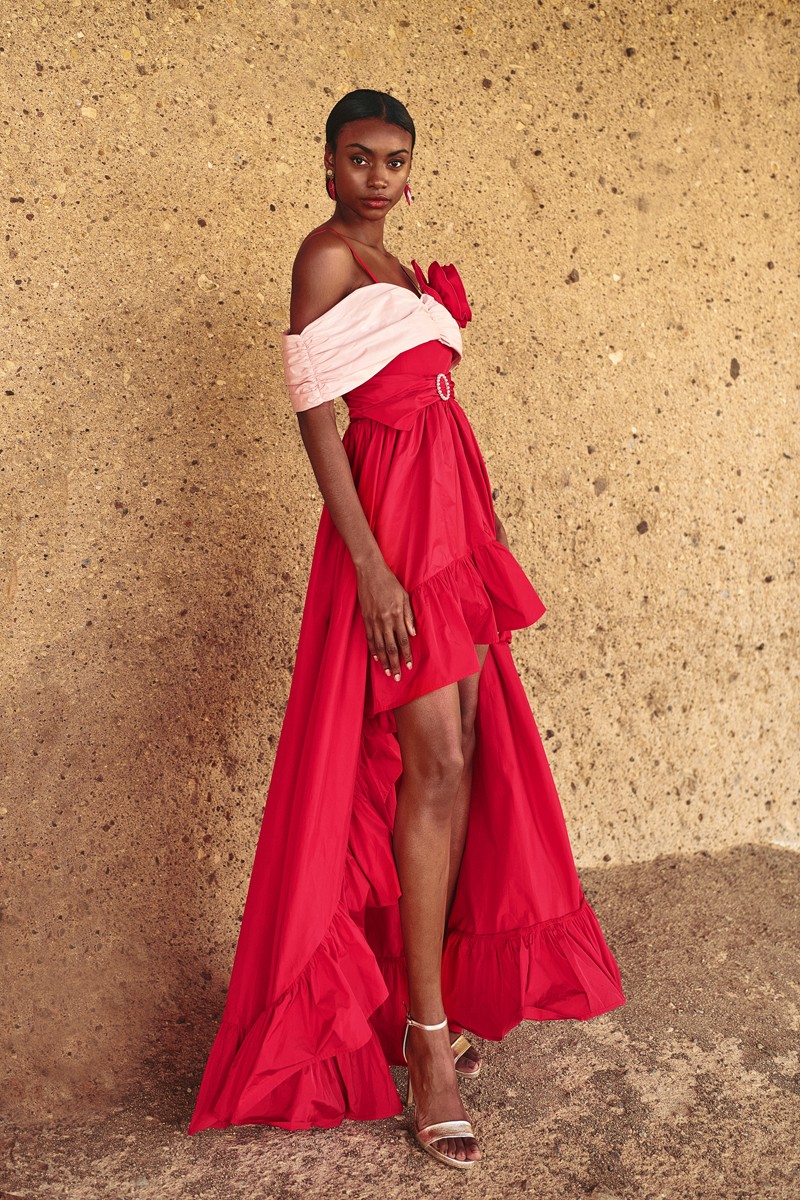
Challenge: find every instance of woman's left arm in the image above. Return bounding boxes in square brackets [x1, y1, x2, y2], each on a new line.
[494, 512, 510, 550]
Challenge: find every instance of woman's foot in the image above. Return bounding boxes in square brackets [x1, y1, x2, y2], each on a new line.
[450, 1027, 482, 1076]
[406, 1021, 481, 1164]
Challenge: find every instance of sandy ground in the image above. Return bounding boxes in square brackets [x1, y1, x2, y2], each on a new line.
[2, 843, 798, 1200]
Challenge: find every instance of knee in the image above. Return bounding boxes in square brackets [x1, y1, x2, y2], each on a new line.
[403, 742, 464, 817]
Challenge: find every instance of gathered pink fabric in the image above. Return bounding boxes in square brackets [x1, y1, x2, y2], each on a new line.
[188, 255, 626, 1135]
[282, 283, 463, 413]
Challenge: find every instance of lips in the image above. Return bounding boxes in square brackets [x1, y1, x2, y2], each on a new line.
[362, 197, 390, 207]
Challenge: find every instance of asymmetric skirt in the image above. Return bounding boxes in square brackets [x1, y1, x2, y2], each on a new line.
[188, 341, 626, 1132]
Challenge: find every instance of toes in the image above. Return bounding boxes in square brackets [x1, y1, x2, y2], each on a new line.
[443, 1137, 474, 1156]
[454, 1042, 481, 1073]
[457, 1137, 479, 1161]
[432, 1135, 481, 1164]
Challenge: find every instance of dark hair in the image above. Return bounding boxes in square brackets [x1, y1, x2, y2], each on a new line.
[325, 89, 416, 152]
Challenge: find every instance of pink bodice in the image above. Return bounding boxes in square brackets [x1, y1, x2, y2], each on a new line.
[281, 283, 463, 419]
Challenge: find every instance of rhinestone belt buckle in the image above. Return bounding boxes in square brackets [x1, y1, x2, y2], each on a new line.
[436, 372, 452, 402]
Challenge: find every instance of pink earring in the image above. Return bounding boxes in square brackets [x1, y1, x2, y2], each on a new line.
[326, 169, 336, 201]
[404, 180, 413, 205]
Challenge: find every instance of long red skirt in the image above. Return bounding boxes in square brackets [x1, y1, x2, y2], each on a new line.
[188, 342, 626, 1132]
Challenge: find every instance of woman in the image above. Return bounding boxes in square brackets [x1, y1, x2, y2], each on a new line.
[188, 89, 626, 1171]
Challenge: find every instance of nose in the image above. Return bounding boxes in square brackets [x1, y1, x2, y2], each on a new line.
[367, 166, 388, 190]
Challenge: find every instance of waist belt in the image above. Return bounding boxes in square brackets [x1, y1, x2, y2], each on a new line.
[344, 371, 455, 431]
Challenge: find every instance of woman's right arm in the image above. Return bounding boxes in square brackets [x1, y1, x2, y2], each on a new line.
[290, 238, 416, 682]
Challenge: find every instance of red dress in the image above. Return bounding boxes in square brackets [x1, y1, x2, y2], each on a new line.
[188, 236, 626, 1133]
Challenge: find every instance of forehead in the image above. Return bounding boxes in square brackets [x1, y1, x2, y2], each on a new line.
[336, 116, 413, 152]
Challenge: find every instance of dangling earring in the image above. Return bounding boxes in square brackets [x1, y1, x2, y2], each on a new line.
[404, 179, 413, 205]
[326, 168, 336, 201]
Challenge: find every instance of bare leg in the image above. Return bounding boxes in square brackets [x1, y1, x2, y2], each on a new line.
[446, 643, 490, 925]
[393, 682, 481, 1164]
[443, 644, 490, 1075]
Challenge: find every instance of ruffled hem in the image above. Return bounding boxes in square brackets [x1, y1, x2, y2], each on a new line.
[188, 526, 627, 1135]
[188, 901, 402, 1133]
[363, 896, 626, 1064]
[340, 715, 626, 1063]
[189, 884, 625, 1132]
[365, 536, 547, 718]
[442, 894, 627, 1039]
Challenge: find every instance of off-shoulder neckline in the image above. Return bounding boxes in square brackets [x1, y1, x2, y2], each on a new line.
[285, 280, 435, 339]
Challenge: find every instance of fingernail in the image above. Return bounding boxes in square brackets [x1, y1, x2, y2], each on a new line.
[373, 654, 379, 661]
[406, 661, 413, 669]
[385, 668, 391, 676]
[394, 672, 401, 681]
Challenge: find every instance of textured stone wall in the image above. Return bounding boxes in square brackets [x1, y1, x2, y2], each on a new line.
[1, 1, 797, 1115]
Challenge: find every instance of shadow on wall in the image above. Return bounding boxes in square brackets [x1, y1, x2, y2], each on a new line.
[8, 282, 304, 1119]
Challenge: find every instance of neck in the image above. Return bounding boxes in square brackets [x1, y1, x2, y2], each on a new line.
[329, 207, 386, 249]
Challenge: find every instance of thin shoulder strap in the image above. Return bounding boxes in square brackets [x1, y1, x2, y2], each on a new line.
[306, 226, 380, 284]
[399, 261, 421, 296]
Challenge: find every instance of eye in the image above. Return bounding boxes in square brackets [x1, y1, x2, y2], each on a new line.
[389, 159, 406, 169]
[350, 155, 368, 166]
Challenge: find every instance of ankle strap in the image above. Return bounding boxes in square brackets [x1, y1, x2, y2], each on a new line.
[405, 1010, 448, 1032]
[402, 1005, 448, 1066]
[407, 1012, 450, 1032]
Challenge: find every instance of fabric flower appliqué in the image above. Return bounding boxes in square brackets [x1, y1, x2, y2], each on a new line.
[411, 260, 473, 328]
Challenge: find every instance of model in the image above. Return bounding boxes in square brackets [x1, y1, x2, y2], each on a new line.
[188, 88, 626, 1171]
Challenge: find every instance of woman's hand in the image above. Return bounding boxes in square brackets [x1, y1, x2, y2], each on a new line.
[355, 559, 417, 682]
[494, 514, 510, 551]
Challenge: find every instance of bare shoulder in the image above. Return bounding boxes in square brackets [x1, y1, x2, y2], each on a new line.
[289, 228, 358, 334]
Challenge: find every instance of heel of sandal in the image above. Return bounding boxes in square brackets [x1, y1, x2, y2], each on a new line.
[405, 1073, 414, 1108]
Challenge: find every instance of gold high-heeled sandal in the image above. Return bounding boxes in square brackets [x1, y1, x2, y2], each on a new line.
[402, 1008, 480, 1171]
[451, 1030, 482, 1078]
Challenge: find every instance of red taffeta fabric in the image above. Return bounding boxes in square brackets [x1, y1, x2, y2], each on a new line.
[188, 264, 626, 1134]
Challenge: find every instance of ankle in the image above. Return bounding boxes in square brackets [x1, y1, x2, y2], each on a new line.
[406, 1025, 454, 1072]
[403, 1005, 450, 1066]
[407, 1011, 447, 1029]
